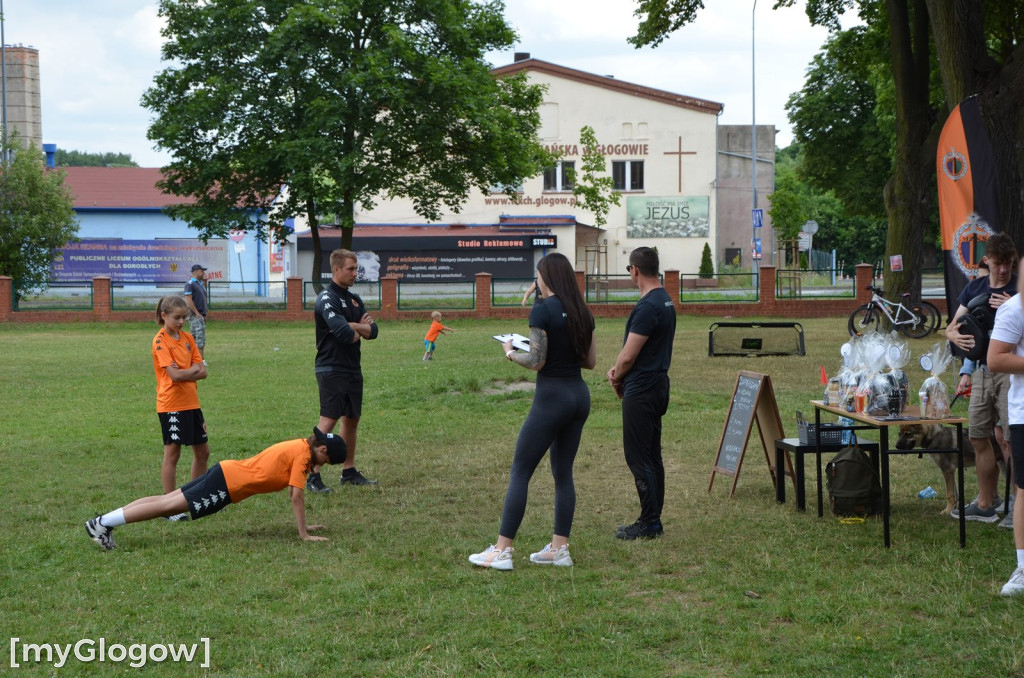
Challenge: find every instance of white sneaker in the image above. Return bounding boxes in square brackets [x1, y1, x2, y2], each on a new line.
[166, 512, 189, 522]
[1000, 567, 1024, 596]
[529, 543, 573, 566]
[468, 544, 514, 571]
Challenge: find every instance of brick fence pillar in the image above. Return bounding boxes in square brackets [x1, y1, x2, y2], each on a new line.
[663, 269, 680, 313]
[286, 277, 304, 320]
[92, 277, 112, 321]
[0, 276, 11, 321]
[379, 275, 398, 320]
[575, 270, 586, 299]
[758, 265, 777, 312]
[855, 264, 874, 304]
[475, 272, 492, 318]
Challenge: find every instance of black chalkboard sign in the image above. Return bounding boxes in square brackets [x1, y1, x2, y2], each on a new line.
[708, 371, 788, 497]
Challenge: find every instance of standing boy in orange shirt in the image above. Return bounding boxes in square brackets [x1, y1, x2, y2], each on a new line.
[423, 311, 455, 361]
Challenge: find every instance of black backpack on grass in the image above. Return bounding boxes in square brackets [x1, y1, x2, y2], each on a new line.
[825, 446, 882, 517]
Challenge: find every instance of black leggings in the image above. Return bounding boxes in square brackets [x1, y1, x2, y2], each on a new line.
[499, 374, 591, 540]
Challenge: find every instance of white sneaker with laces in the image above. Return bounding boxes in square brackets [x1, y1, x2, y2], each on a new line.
[1000, 567, 1024, 597]
[85, 517, 117, 550]
[529, 543, 573, 567]
[468, 544, 514, 571]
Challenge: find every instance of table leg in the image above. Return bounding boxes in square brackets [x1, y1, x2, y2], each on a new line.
[796, 450, 806, 511]
[957, 424, 966, 548]
[815, 408, 823, 517]
[881, 426, 891, 548]
[775, 445, 786, 504]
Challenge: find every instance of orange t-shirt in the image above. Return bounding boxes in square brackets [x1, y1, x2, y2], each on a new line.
[220, 439, 312, 502]
[425, 320, 447, 342]
[152, 327, 203, 413]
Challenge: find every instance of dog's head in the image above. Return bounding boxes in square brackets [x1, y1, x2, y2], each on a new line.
[895, 423, 942, 450]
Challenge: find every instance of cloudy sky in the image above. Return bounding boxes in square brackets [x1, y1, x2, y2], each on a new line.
[3, 0, 844, 167]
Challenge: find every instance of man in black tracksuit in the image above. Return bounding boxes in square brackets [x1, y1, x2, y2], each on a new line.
[306, 249, 380, 492]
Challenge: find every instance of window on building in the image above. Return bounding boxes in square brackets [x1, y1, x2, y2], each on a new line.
[612, 160, 644, 191]
[543, 161, 575, 192]
[489, 181, 523, 194]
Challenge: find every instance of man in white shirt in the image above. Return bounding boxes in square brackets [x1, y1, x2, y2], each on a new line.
[986, 262, 1024, 596]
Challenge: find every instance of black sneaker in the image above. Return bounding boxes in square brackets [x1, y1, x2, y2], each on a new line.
[85, 516, 117, 550]
[306, 472, 333, 494]
[615, 521, 664, 540]
[340, 469, 378, 486]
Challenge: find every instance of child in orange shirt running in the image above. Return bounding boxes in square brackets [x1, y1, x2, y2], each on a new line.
[422, 311, 455, 360]
[85, 428, 347, 549]
[152, 296, 210, 519]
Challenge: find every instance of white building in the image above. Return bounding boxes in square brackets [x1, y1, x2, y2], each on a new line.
[308, 56, 725, 282]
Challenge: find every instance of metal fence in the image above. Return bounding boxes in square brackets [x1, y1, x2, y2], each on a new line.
[302, 281, 381, 311]
[680, 271, 760, 303]
[775, 268, 857, 300]
[397, 281, 475, 310]
[109, 280, 287, 311]
[492, 278, 536, 307]
[13, 281, 93, 311]
[585, 274, 650, 304]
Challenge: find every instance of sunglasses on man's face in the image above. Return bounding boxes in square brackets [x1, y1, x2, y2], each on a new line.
[626, 264, 634, 273]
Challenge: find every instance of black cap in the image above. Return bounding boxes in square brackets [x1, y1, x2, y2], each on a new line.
[313, 427, 347, 465]
[191, 264, 207, 272]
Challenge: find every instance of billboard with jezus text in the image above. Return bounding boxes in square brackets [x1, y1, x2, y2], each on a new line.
[52, 239, 230, 283]
[626, 196, 710, 238]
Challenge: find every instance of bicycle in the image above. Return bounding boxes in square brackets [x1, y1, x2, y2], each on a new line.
[848, 285, 940, 338]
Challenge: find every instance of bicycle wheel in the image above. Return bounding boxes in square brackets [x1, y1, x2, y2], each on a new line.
[917, 300, 942, 334]
[848, 305, 880, 336]
[900, 304, 933, 338]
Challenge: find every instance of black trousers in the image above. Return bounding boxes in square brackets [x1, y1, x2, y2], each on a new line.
[622, 375, 670, 526]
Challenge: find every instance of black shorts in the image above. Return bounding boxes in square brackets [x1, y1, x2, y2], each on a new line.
[316, 372, 363, 419]
[1010, 425, 1024, 490]
[158, 409, 208, 447]
[181, 463, 233, 520]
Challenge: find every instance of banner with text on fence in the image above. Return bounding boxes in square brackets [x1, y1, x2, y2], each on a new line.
[52, 239, 230, 283]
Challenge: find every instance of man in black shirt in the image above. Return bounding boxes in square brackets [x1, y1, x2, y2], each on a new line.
[607, 247, 677, 539]
[947, 233, 1018, 522]
[307, 249, 380, 492]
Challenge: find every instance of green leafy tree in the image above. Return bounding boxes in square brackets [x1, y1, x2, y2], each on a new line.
[55, 150, 139, 167]
[632, 0, 1024, 299]
[0, 137, 79, 299]
[698, 242, 714, 278]
[571, 126, 621, 229]
[143, 0, 555, 282]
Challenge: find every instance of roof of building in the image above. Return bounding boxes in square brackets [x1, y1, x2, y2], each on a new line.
[60, 167, 196, 210]
[491, 58, 724, 116]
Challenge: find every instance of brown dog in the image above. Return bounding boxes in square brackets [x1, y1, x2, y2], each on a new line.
[895, 423, 1005, 515]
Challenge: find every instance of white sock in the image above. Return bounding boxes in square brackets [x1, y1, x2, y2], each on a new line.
[1016, 549, 1024, 570]
[100, 508, 126, 528]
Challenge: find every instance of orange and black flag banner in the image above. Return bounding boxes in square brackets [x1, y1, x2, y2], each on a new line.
[936, 95, 1002, 320]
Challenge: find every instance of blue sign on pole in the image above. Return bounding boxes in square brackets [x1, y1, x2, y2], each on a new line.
[752, 208, 764, 229]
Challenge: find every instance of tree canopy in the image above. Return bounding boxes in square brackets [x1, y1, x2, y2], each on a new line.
[55, 150, 139, 167]
[633, 0, 1024, 298]
[0, 138, 79, 298]
[144, 0, 554, 282]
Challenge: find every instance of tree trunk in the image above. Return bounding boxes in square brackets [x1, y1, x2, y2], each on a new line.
[308, 197, 323, 293]
[927, 0, 1024, 244]
[883, 0, 936, 299]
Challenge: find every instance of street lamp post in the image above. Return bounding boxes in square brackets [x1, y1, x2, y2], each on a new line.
[1, 0, 8, 164]
[751, 0, 759, 271]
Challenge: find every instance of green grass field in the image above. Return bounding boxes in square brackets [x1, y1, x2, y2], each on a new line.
[2, 316, 1022, 676]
